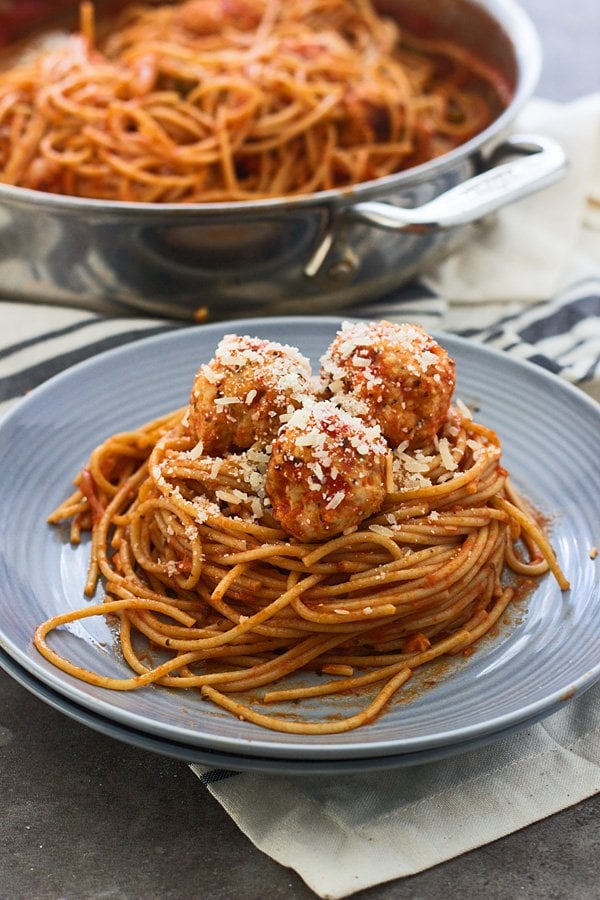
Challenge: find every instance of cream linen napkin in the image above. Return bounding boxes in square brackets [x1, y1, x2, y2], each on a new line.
[191, 684, 600, 899]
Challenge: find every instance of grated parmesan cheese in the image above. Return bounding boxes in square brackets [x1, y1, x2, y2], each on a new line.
[455, 397, 474, 420]
[214, 396, 242, 407]
[325, 491, 345, 510]
[438, 437, 458, 471]
[369, 524, 395, 537]
[188, 439, 204, 460]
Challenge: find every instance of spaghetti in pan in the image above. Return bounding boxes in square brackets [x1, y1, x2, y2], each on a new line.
[38, 321, 569, 734]
[0, 0, 509, 201]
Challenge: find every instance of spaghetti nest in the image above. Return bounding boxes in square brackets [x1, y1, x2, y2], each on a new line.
[0, 0, 508, 201]
[41, 380, 568, 735]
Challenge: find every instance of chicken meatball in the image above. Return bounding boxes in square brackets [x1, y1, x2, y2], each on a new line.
[175, 0, 262, 35]
[320, 320, 455, 448]
[265, 400, 388, 542]
[189, 334, 314, 456]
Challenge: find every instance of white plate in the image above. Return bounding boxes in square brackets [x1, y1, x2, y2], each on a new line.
[0, 317, 598, 761]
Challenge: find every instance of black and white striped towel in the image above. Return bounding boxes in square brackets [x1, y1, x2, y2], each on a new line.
[3, 273, 600, 417]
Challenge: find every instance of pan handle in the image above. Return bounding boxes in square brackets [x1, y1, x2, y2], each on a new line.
[348, 134, 567, 233]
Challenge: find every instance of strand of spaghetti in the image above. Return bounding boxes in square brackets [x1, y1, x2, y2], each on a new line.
[83, 414, 183, 500]
[241, 92, 343, 153]
[201, 667, 413, 734]
[374, 531, 462, 546]
[503, 476, 550, 563]
[309, 529, 485, 600]
[333, 529, 499, 612]
[396, 509, 509, 527]
[252, 94, 315, 140]
[200, 575, 393, 637]
[39, 130, 91, 167]
[215, 106, 237, 193]
[302, 569, 486, 630]
[322, 625, 477, 671]
[104, 567, 211, 610]
[311, 547, 456, 602]
[388, 566, 500, 636]
[198, 587, 317, 639]
[33, 599, 212, 690]
[214, 543, 308, 564]
[347, 544, 454, 578]
[115, 614, 306, 689]
[79, 1, 96, 48]
[262, 625, 475, 702]
[35, 598, 326, 693]
[203, 633, 356, 692]
[448, 587, 515, 654]
[447, 469, 508, 505]
[90, 464, 152, 593]
[142, 102, 210, 141]
[263, 660, 411, 702]
[491, 496, 570, 590]
[128, 498, 204, 590]
[254, 554, 372, 575]
[210, 562, 249, 602]
[199, 561, 281, 599]
[47, 491, 87, 524]
[199, 528, 250, 551]
[118, 616, 352, 690]
[302, 529, 408, 567]
[41, 78, 115, 124]
[100, 149, 200, 188]
[154, 572, 323, 651]
[386, 448, 499, 503]
[504, 542, 549, 576]
[290, 595, 397, 624]
[2, 110, 46, 183]
[124, 609, 291, 654]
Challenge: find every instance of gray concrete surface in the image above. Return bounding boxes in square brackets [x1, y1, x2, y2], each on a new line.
[1, 2, 599, 898]
[521, 0, 599, 101]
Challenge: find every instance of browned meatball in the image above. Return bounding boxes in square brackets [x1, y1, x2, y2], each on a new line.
[189, 334, 314, 455]
[175, 0, 262, 35]
[320, 320, 455, 448]
[265, 400, 388, 542]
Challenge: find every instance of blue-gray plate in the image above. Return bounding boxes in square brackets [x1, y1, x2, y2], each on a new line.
[0, 317, 598, 762]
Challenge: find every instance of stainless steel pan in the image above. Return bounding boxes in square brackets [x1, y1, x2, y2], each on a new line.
[0, 0, 566, 319]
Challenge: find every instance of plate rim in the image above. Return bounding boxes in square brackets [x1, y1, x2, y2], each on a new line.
[0, 645, 557, 776]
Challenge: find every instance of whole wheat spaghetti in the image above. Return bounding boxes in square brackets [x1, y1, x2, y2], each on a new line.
[0, 0, 509, 201]
[38, 323, 569, 734]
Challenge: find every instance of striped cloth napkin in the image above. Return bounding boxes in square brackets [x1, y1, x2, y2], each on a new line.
[1, 93, 599, 898]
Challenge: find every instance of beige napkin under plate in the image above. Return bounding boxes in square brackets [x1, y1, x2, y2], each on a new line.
[192, 684, 600, 899]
